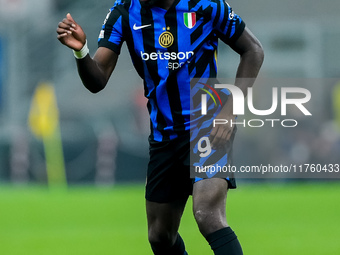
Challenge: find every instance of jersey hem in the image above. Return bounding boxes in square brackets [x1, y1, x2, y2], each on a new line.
[98, 40, 121, 55]
[228, 21, 246, 45]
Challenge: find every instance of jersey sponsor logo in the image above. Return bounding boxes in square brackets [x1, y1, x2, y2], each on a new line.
[183, 12, 196, 29]
[140, 51, 194, 61]
[133, 23, 152, 30]
[159, 31, 174, 48]
[140, 50, 194, 70]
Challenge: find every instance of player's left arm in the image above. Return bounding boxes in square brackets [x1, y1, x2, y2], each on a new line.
[210, 27, 264, 148]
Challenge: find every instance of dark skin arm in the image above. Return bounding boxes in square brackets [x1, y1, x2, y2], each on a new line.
[209, 27, 264, 148]
[56, 1, 173, 92]
[56, 13, 118, 93]
[57, 14, 263, 147]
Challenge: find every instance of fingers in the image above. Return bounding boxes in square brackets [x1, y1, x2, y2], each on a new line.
[210, 129, 224, 149]
[56, 32, 68, 39]
[210, 125, 217, 138]
[56, 26, 71, 38]
[209, 125, 234, 149]
[56, 13, 76, 37]
[67, 13, 76, 24]
[56, 13, 86, 50]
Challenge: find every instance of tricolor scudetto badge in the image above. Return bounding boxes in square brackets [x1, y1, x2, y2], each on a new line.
[184, 12, 196, 29]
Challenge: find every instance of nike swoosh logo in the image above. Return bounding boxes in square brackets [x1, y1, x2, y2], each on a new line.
[133, 23, 152, 30]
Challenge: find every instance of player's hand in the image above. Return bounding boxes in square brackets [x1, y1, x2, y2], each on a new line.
[209, 111, 236, 150]
[57, 13, 86, 51]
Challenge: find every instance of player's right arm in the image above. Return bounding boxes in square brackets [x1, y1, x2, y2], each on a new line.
[57, 13, 118, 93]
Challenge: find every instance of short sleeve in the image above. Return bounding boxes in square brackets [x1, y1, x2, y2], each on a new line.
[98, 6, 124, 55]
[213, 1, 245, 45]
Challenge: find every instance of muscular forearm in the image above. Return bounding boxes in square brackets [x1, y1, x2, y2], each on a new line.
[210, 43, 263, 147]
[235, 47, 264, 96]
[221, 47, 264, 117]
[56, 14, 115, 93]
[76, 55, 108, 93]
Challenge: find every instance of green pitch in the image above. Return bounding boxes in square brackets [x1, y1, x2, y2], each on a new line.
[0, 182, 339, 255]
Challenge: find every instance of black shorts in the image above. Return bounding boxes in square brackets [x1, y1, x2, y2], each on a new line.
[145, 131, 237, 203]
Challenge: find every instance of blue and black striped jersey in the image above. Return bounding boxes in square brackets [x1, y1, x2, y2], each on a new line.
[98, 0, 245, 142]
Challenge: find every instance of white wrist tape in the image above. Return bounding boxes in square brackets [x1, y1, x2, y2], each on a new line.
[73, 40, 89, 59]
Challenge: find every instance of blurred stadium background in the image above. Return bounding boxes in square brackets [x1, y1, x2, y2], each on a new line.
[0, 0, 339, 254]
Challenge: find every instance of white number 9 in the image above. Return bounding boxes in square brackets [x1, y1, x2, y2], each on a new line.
[198, 137, 212, 157]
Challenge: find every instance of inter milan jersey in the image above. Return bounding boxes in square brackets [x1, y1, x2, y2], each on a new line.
[98, 0, 245, 142]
